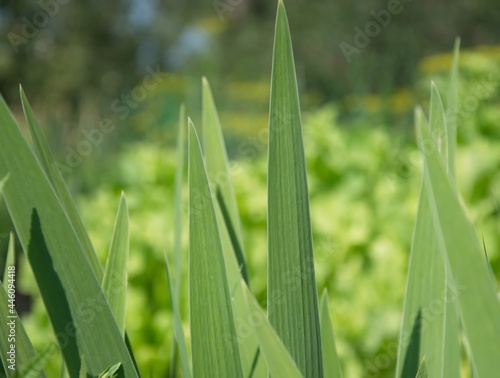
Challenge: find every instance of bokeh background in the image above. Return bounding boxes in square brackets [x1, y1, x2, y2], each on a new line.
[1, 0, 500, 376]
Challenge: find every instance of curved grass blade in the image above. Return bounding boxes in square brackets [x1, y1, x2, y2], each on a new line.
[0, 95, 138, 377]
[320, 289, 343, 378]
[20, 87, 103, 280]
[241, 284, 303, 378]
[417, 106, 500, 377]
[267, 1, 322, 376]
[164, 253, 191, 378]
[202, 78, 249, 285]
[102, 193, 130, 337]
[188, 120, 243, 378]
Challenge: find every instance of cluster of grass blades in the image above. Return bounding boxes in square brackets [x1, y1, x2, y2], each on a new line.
[0, 1, 499, 377]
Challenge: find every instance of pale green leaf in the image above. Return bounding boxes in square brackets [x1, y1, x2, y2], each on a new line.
[164, 254, 191, 378]
[202, 78, 249, 285]
[188, 119, 243, 378]
[102, 193, 130, 337]
[417, 106, 500, 377]
[267, 1, 322, 376]
[320, 289, 343, 378]
[241, 284, 303, 378]
[446, 38, 460, 179]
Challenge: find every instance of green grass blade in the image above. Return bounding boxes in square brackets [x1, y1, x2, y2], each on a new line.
[169, 103, 186, 378]
[202, 78, 249, 285]
[20, 87, 103, 280]
[202, 78, 265, 376]
[241, 284, 303, 378]
[164, 253, 191, 378]
[320, 289, 343, 378]
[0, 95, 138, 377]
[267, 1, 323, 376]
[396, 97, 459, 378]
[446, 38, 460, 179]
[98, 363, 122, 378]
[415, 357, 427, 378]
[444, 45, 463, 377]
[430, 82, 448, 160]
[102, 193, 130, 337]
[417, 107, 500, 377]
[173, 104, 186, 303]
[18, 343, 56, 378]
[188, 119, 243, 378]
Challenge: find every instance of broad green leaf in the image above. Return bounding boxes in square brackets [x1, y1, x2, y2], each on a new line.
[267, 1, 322, 376]
[0, 95, 138, 377]
[98, 363, 122, 378]
[20, 87, 103, 280]
[164, 254, 191, 378]
[202, 78, 265, 377]
[241, 283, 303, 378]
[0, 224, 46, 378]
[320, 289, 343, 378]
[202, 78, 249, 285]
[18, 343, 56, 378]
[446, 38, 460, 179]
[417, 106, 500, 377]
[188, 120, 243, 378]
[415, 357, 427, 378]
[102, 193, 130, 337]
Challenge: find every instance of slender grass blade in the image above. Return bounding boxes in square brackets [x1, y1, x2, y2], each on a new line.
[242, 284, 303, 378]
[267, 1, 322, 376]
[102, 193, 130, 337]
[417, 107, 500, 377]
[320, 289, 343, 378]
[202, 78, 249, 285]
[188, 120, 243, 377]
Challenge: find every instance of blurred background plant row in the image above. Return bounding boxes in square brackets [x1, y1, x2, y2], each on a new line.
[0, 0, 499, 377]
